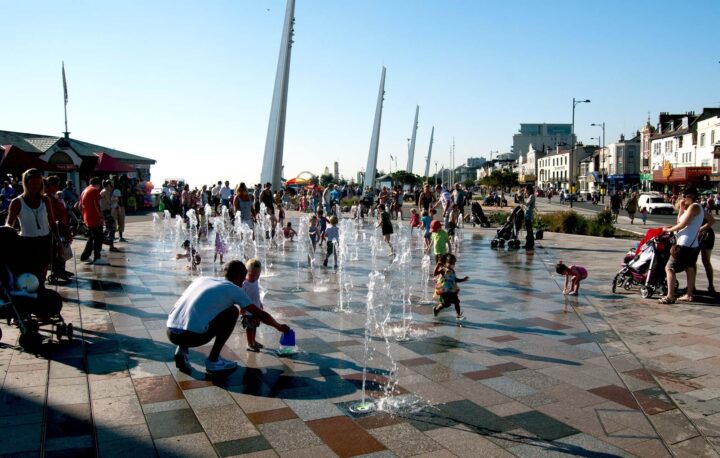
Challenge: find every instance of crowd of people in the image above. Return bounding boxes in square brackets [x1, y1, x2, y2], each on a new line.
[2, 167, 718, 375]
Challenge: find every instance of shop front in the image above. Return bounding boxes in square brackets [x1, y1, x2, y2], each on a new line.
[652, 161, 712, 194]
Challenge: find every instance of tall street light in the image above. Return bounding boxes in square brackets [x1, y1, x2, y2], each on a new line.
[571, 97, 591, 208]
[590, 122, 606, 195]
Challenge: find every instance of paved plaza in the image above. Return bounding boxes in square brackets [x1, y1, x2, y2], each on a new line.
[1, 209, 720, 457]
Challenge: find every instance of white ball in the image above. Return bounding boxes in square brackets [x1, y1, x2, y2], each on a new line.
[16, 273, 40, 294]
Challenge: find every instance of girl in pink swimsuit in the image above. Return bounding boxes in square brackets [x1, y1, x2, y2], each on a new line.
[556, 261, 588, 296]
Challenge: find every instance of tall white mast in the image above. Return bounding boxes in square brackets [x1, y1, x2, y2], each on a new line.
[260, 0, 295, 188]
[406, 105, 419, 173]
[363, 67, 386, 190]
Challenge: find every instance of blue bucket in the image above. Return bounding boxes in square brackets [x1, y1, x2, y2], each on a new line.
[279, 329, 295, 347]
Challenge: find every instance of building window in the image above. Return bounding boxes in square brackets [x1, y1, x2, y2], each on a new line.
[700, 133, 706, 147]
[712, 130, 716, 145]
[678, 137, 683, 148]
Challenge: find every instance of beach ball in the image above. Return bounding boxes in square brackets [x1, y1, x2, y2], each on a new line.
[15, 273, 40, 294]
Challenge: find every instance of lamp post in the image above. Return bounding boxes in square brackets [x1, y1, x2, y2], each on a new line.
[389, 154, 394, 173]
[434, 161, 438, 186]
[590, 122, 605, 193]
[571, 97, 591, 208]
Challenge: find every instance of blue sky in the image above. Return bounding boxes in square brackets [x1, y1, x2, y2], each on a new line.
[2, 0, 718, 185]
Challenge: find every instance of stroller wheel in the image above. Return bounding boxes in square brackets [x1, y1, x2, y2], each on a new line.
[66, 323, 73, 340]
[56, 323, 66, 341]
[490, 240, 498, 248]
[19, 332, 42, 352]
[640, 286, 654, 299]
[0, 326, 2, 341]
[499, 239, 506, 247]
[623, 279, 634, 291]
[611, 274, 620, 293]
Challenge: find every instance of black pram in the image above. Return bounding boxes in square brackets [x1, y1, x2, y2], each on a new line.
[491, 206, 524, 249]
[471, 201, 491, 228]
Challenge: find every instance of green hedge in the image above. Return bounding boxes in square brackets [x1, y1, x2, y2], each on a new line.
[536, 209, 615, 237]
[484, 209, 615, 237]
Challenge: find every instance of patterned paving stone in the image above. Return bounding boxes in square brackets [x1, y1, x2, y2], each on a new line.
[257, 419, 324, 452]
[144, 408, 204, 439]
[307, 416, 386, 457]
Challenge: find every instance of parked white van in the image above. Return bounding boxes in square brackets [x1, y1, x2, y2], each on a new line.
[637, 193, 674, 215]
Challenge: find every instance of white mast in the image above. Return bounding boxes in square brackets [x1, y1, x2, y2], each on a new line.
[423, 126, 434, 178]
[260, 0, 295, 188]
[363, 67, 386, 190]
[406, 105, 419, 173]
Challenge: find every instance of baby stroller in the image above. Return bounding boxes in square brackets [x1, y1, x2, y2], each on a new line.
[491, 206, 524, 249]
[0, 281, 73, 351]
[68, 203, 88, 237]
[611, 228, 675, 298]
[0, 227, 73, 350]
[470, 201, 491, 228]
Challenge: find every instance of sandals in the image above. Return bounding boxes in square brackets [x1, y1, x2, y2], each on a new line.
[658, 296, 676, 304]
[677, 295, 693, 302]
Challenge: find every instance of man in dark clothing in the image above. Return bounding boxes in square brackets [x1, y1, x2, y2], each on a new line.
[610, 191, 622, 223]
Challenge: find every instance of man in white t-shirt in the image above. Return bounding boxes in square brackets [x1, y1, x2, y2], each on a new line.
[220, 181, 233, 208]
[166, 260, 290, 373]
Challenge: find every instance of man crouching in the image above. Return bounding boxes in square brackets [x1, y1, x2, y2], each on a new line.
[167, 260, 290, 374]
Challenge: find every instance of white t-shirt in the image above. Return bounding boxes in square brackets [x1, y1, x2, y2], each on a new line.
[167, 277, 252, 333]
[325, 225, 339, 242]
[241, 280, 263, 317]
[220, 186, 233, 200]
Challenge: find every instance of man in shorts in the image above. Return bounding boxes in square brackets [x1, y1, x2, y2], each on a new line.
[166, 260, 290, 374]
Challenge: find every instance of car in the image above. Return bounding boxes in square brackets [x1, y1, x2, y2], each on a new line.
[637, 193, 674, 215]
[565, 193, 581, 202]
[403, 191, 416, 202]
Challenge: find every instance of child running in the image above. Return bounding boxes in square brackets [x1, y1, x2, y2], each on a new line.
[317, 208, 328, 247]
[421, 210, 433, 251]
[323, 216, 339, 268]
[430, 220, 451, 262]
[556, 261, 588, 296]
[241, 259, 265, 351]
[214, 229, 227, 264]
[410, 208, 421, 234]
[377, 204, 394, 255]
[433, 253, 469, 320]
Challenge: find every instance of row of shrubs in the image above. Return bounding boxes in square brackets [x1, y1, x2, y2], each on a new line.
[486, 209, 616, 237]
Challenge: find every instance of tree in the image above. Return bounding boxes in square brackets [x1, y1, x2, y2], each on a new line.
[463, 178, 476, 189]
[390, 170, 422, 187]
[480, 170, 518, 191]
[319, 173, 334, 187]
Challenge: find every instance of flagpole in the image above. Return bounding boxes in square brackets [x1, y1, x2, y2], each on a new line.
[62, 61, 69, 138]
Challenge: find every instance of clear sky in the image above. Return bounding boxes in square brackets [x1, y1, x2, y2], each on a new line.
[2, 0, 718, 186]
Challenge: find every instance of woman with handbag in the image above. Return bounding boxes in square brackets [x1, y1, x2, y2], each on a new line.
[659, 186, 704, 304]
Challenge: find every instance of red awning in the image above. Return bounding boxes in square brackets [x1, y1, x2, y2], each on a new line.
[94, 152, 136, 173]
[0, 145, 56, 174]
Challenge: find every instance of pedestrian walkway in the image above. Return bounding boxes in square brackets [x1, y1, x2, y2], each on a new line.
[0, 214, 718, 457]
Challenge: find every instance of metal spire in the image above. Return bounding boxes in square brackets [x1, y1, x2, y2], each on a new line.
[363, 67, 386, 190]
[261, 0, 295, 188]
[406, 105, 419, 173]
[423, 126, 434, 178]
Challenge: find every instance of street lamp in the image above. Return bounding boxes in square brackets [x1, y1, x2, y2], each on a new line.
[571, 97, 591, 208]
[590, 121, 605, 182]
[434, 161, 438, 186]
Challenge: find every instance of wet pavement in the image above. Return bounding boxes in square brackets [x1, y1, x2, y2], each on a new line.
[1, 209, 719, 457]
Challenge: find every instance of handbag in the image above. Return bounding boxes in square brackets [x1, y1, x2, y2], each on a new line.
[63, 243, 73, 261]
